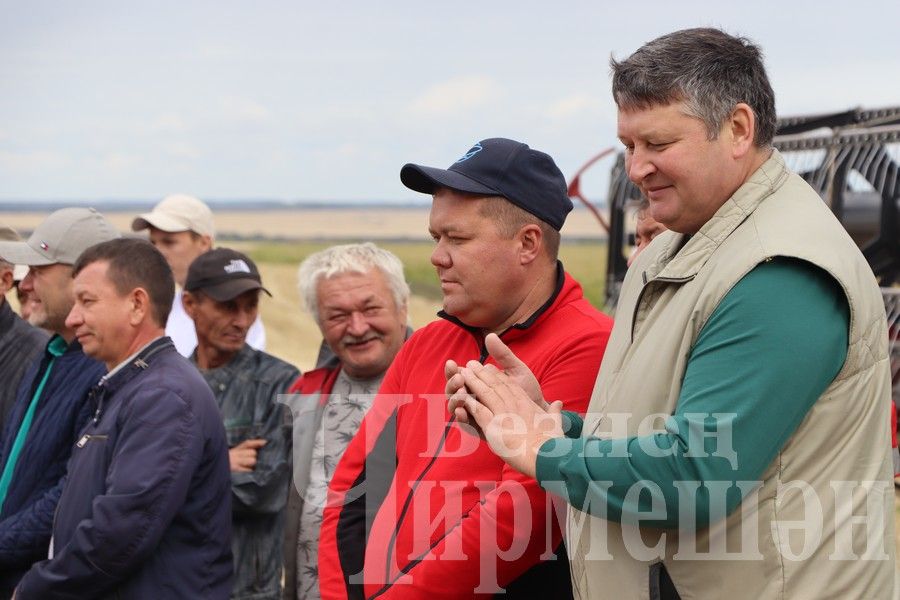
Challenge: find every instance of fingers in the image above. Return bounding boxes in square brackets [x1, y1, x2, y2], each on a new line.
[484, 333, 526, 372]
[444, 359, 459, 381]
[229, 438, 267, 472]
[236, 438, 267, 450]
[461, 392, 495, 439]
[229, 448, 258, 472]
[445, 372, 467, 400]
[458, 363, 505, 413]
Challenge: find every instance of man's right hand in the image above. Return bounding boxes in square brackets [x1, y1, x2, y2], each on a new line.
[446, 333, 549, 435]
[229, 438, 267, 472]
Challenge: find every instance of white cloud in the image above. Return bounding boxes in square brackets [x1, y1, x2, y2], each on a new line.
[547, 94, 597, 120]
[97, 152, 139, 172]
[409, 75, 503, 117]
[219, 96, 271, 122]
[0, 150, 70, 173]
[165, 142, 202, 160]
[149, 113, 188, 133]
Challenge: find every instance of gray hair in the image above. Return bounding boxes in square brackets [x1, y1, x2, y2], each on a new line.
[297, 242, 410, 324]
[611, 27, 776, 147]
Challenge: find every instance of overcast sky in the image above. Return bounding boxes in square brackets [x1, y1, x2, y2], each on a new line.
[1, 0, 898, 203]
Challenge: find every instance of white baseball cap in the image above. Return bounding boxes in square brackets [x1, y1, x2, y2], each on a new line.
[131, 194, 215, 238]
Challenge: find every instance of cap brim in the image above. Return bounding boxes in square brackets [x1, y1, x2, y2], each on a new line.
[131, 213, 190, 233]
[197, 279, 272, 303]
[400, 163, 501, 197]
[0, 241, 56, 266]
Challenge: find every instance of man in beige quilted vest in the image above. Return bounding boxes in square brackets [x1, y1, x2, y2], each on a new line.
[447, 27, 896, 599]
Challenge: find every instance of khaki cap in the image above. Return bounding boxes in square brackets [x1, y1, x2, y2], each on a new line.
[131, 194, 215, 238]
[0, 208, 121, 266]
[0, 224, 27, 279]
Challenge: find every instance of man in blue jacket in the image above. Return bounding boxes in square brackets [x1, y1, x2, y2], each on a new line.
[0, 208, 119, 596]
[13, 238, 233, 599]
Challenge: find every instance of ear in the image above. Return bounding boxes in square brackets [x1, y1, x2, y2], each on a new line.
[130, 288, 152, 326]
[182, 291, 199, 319]
[729, 103, 756, 159]
[516, 224, 543, 266]
[199, 235, 213, 252]
[0, 267, 13, 296]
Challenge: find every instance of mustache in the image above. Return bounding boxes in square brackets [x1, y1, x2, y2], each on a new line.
[341, 333, 382, 346]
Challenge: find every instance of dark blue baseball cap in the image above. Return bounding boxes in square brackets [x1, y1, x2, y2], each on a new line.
[400, 137, 573, 231]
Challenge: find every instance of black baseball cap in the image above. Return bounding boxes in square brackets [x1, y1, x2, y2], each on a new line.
[184, 248, 271, 302]
[399, 137, 573, 231]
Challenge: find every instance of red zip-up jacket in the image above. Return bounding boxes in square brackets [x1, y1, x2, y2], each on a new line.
[318, 270, 613, 599]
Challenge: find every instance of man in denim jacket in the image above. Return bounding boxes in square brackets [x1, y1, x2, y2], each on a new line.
[184, 247, 299, 600]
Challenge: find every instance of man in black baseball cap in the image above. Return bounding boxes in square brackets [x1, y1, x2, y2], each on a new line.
[400, 137, 573, 231]
[318, 139, 613, 598]
[182, 248, 298, 600]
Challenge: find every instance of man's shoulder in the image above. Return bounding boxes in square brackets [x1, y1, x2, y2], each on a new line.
[57, 343, 107, 378]
[136, 348, 215, 402]
[8, 312, 49, 347]
[407, 317, 460, 342]
[534, 273, 613, 337]
[113, 353, 223, 433]
[237, 345, 300, 382]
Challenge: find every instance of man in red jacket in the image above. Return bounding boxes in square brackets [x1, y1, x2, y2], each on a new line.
[318, 138, 614, 599]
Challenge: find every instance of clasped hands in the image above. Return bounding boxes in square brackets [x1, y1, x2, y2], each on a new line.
[445, 333, 564, 479]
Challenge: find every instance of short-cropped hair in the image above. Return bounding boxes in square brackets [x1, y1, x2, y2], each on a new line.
[478, 196, 561, 260]
[73, 238, 174, 327]
[611, 27, 776, 147]
[297, 242, 410, 324]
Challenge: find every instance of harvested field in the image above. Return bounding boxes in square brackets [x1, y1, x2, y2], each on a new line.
[0, 207, 609, 241]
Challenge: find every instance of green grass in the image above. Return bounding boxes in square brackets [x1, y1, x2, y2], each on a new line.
[241, 240, 609, 311]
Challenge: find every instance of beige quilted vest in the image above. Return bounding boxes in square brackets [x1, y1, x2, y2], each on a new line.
[567, 151, 895, 599]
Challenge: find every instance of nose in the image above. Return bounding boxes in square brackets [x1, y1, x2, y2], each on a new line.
[430, 239, 450, 269]
[346, 311, 369, 337]
[65, 304, 83, 330]
[626, 147, 656, 184]
[234, 307, 255, 330]
[19, 269, 34, 292]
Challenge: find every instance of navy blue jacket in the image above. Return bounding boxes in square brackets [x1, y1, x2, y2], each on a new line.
[0, 336, 104, 594]
[15, 337, 234, 599]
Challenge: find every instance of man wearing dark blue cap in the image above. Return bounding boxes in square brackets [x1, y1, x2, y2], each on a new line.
[318, 138, 614, 599]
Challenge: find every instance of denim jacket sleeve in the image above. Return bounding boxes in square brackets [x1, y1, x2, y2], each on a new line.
[231, 361, 299, 516]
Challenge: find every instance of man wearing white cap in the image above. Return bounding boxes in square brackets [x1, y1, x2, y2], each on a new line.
[0, 208, 119, 596]
[131, 194, 266, 357]
[0, 224, 47, 433]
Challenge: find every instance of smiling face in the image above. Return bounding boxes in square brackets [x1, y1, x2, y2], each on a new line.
[66, 261, 135, 368]
[428, 190, 524, 330]
[316, 269, 407, 380]
[20, 263, 75, 335]
[617, 101, 740, 235]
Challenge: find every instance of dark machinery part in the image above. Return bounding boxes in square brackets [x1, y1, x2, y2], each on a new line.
[603, 106, 900, 307]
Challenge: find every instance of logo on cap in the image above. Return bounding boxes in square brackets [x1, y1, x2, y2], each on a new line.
[454, 142, 483, 164]
[224, 259, 251, 274]
[39, 241, 49, 251]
